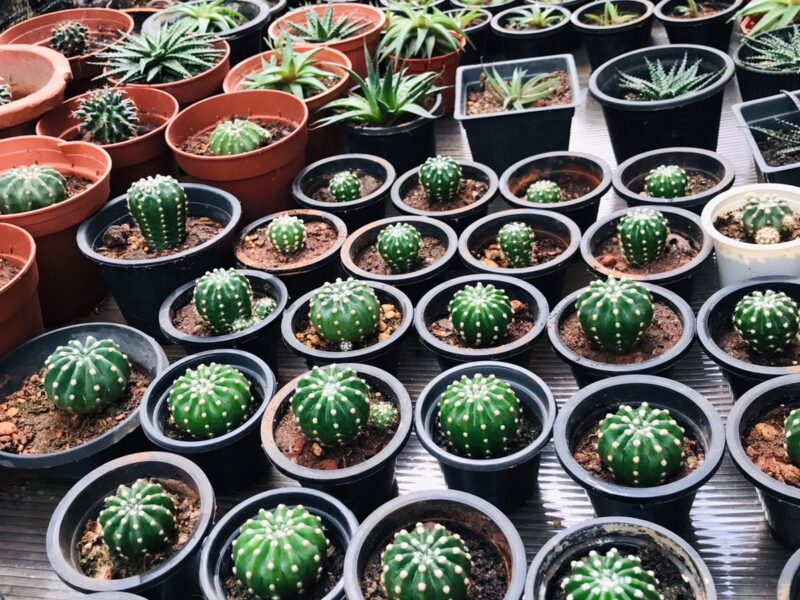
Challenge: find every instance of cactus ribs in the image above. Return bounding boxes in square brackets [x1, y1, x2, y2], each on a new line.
[428, 298, 534, 348]
[236, 220, 339, 268]
[401, 176, 489, 212]
[474, 231, 567, 269]
[311, 169, 384, 203]
[592, 230, 699, 275]
[355, 235, 446, 274]
[178, 117, 294, 156]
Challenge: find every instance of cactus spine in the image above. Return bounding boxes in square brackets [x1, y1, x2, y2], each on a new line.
[576, 277, 654, 352]
[498, 221, 534, 268]
[127, 175, 187, 251]
[733, 289, 800, 355]
[786, 409, 800, 467]
[419, 156, 462, 203]
[309, 278, 381, 345]
[369, 400, 398, 430]
[50, 21, 89, 57]
[74, 88, 139, 145]
[193, 268, 273, 335]
[526, 179, 562, 203]
[329, 171, 362, 202]
[742, 195, 795, 245]
[448, 283, 513, 346]
[644, 164, 688, 199]
[267, 215, 306, 254]
[0, 83, 11, 106]
[377, 222, 422, 273]
[561, 548, 661, 600]
[617, 208, 670, 267]
[209, 119, 271, 156]
[0, 165, 67, 215]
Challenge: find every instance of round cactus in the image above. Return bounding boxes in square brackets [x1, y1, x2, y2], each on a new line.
[438, 373, 521, 458]
[329, 171, 362, 202]
[291, 364, 370, 446]
[377, 223, 422, 273]
[369, 400, 398, 430]
[561, 548, 661, 600]
[73, 87, 139, 145]
[267, 215, 306, 254]
[43, 336, 131, 415]
[193, 268, 262, 335]
[733, 289, 800, 355]
[419, 156, 462, 203]
[309, 278, 381, 345]
[50, 21, 89, 57]
[576, 277, 654, 352]
[448, 283, 513, 347]
[167, 362, 252, 438]
[526, 179, 562, 203]
[381, 522, 472, 600]
[127, 174, 187, 251]
[785, 409, 800, 467]
[742, 195, 795, 245]
[232, 504, 328, 600]
[644, 164, 688, 198]
[0, 83, 11, 106]
[598, 402, 684, 486]
[617, 208, 670, 267]
[209, 119, 271, 156]
[0, 165, 67, 215]
[99, 479, 176, 558]
[498, 221, 534, 268]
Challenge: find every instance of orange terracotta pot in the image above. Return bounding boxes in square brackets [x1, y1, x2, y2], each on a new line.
[36, 86, 180, 196]
[0, 223, 43, 358]
[268, 3, 385, 77]
[166, 90, 309, 223]
[393, 34, 465, 115]
[0, 136, 111, 324]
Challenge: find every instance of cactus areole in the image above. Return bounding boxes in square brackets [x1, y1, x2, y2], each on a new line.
[448, 283, 514, 347]
[308, 278, 381, 345]
[377, 222, 422, 273]
[127, 175, 188, 251]
[617, 209, 670, 267]
[561, 548, 662, 600]
[576, 277, 654, 352]
[420, 156, 462, 203]
[733, 289, 800, 355]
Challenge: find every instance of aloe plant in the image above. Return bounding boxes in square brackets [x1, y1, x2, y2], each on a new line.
[281, 2, 368, 43]
[740, 26, 800, 71]
[483, 67, 564, 111]
[378, 6, 465, 60]
[735, 0, 800, 36]
[172, 0, 245, 34]
[242, 37, 336, 99]
[617, 53, 723, 101]
[505, 5, 565, 29]
[583, 1, 638, 25]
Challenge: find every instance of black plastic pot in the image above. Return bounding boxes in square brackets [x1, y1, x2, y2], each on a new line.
[46, 451, 215, 599]
[547, 282, 696, 388]
[340, 216, 458, 304]
[159, 270, 288, 369]
[390, 159, 499, 234]
[260, 363, 412, 518]
[77, 183, 242, 340]
[524, 516, 717, 600]
[415, 361, 556, 511]
[589, 44, 735, 162]
[414, 273, 550, 369]
[734, 26, 800, 102]
[454, 55, 580, 175]
[491, 5, 572, 60]
[450, 0, 520, 15]
[654, 0, 742, 51]
[234, 209, 347, 301]
[612, 146, 736, 215]
[139, 349, 276, 490]
[291, 154, 396, 233]
[524, 0, 593, 47]
[0, 323, 168, 478]
[445, 8, 492, 64]
[779, 547, 800, 599]
[458, 208, 581, 308]
[343, 490, 528, 600]
[571, 0, 654, 71]
[499, 151, 613, 231]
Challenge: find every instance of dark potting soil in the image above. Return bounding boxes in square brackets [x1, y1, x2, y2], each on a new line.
[716, 326, 800, 367]
[65, 174, 93, 197]
[474, 233, 566, 269]
[466, 70, 572, 116]
[310, 169, 384, 203]
[0, 368, 150, 455]
[559, 302, 684, 364]
[178, 118, 294, 156]
[78, 478, 201, 579]
[294, 303, 403, 351]
[0, 258, 21, 290]
[639, 172, 718, 198]
[592, 232, 699, 275]
[671, 1, 721, 17]
[355, 235, 446, 275]
[402, 178, 490, 212]
[97, 217, 223, 260]
[758, 131, 800, 168]
[511, 173, 594, 203]
[171, 293, 275, 337]
[713, 207, 800, 243]
[236, 220, 339, 269]
[428, 299, 534, 348]
[743, 405, 800, 488]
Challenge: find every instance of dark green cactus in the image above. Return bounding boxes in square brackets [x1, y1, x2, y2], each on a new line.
[50, 21, 89, 57]
[498, 221, 534, 268]
[785, 409, 800, 467]
[267, 215, 306, 254]
[448, 283, 513, 346]
[377, 223, 422, 273]
[291, 364, 370, 446]
[381, 522, 472, 600]
[43, 336, 131, 415]
[369, 400, 398, 430]
[576, 277, 654, 352]
[127, 174, 187, 251]
[309, 278, 381, 346]
[733, 289, 800, 355]
[232, 504, 328, 599]
[329, 170, 362, 202]
[617, 208, 670, 267]
[193, 269, 266, 335]
[99, 479, 176, 558]
[209, 119, 271, 156]
[526, 179, 562, 203]
[73, 87, 139, 145]
[644, 164, 688, 199]
[0, 165, 67, 215]
[0, 82, 11, 106]
[742, 195, 795, 245]
[419, 155, 462, 203]
[561, 548, 661, 600]
[438, 373, 521, 458]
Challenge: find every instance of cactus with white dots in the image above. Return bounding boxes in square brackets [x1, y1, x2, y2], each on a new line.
[329, 171, 362, 202]
[98, 479, 176, 558]
[127, 175, 187, 251]
[644, 164, 688, 199]
[498, 221, 534, 268]
[193, 269, 274, 335]
[267, 215, 306, 254]
[786, 409, 800, 467]
[0, 165, 67, 215]
[209, 119, 271, 156]
[742, 195, 795, 245]
[733, 289, 800, 355]
[377, 222, 422, 273]
[309, 278, 381, 346]
[74, 87, 139, 145]
[448, 283, 513, 347]
[618, 208, 670, 267]
[43, 336, 131, 414]
[576, 277, 653, 352]
[561, 548, 662, 600]
[369, 400, 398, 430]
[526, 179, 562, 203]
[50, 21, 89, 57]
[419, 156, 462, 203]
[381, 522, 472, 600]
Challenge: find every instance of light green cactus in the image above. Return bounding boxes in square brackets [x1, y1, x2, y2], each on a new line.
[0, 165, 67, 215]
[309, 278, 381, 347]
[50, 21, 89, 57]
[526, 179, 562, 203]
[576, 277, 654, 352]
[617, 208, 670, 267]
[209, 119, 271, 156]
[329, 170, 362, 202]
[127, 174, 187, 251]
[419, 156, 462, 203]
[785, 408, 800, 467]
[377, 222, 422, 273]
[369, 400, 399, 430]
[193, 268, 274, 335]
[498, 221, 534, 268]
[267, 215, 306, 254]
[561, 548, 661, 600]
[448, 283, 514, 346]
[73, 87, 139, 145]
[644, 164, 688, 199]
[742, 195, 796, 245]
[733, 289, 800, 355]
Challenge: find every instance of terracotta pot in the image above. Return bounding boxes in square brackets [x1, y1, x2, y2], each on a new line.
[0, 136, 111, 325]
[393, 34, 465, 115]
[0, 223, 43, 358]
[166, 90, 309, 223]
[267, 3, 386, 77]
[0, 45, 72, 139]
[740, 14, 758, 34]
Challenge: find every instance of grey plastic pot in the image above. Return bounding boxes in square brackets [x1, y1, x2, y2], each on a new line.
[779, 547, 800, 599]
[734, 26, 800, 102]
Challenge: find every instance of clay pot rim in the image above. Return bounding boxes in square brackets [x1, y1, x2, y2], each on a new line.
[267, 3, 387, 45]
[0, 223, 37, 295]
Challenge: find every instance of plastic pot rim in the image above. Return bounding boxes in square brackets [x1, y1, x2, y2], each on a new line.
[654, 0, 743, 24]
[0, 222, 38, 293]
[490, 5, 572, 37]
[570, 0, 654, 31]
[142, 0, 271, 41]
[778, 546, 800, 600]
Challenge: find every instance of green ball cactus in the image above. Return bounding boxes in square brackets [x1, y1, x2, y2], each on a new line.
[309, 278, 381, 346]
[576, 277, 654, 352]
[377, 223, 422, 273]
[232, 504, 328, 600]
[419, 155, 462, 203]
[742, 195, 795, 245]
[498, 221, 534, 268]
[733, 289, 800, 355]
[291, 364, 370, 446]
[381, 522, 472, 600]
[0, 83, 11, 106]
[267, 215, 306, 254]
[369, 400, 398, 430]
[617, 208, 670, 267]
[526, 179, 562, 203]
[785, 409, 800, 467]
[127, 174, 187, 251]
[209, 119, 271, 156]
[448, 283, 514, 347]
[561, 548, 661, 600]
[193, 268, 262, 335]
[0, 165, 67, 215]
[598, 402, 684, 486]
[73, 88, 139, 145]
[329, 170, 362, 202]
[438, 373, 521, 458]
[43, 336, 131, 415]
[50, 21, 89, 57]
[644, 164, 688, 199]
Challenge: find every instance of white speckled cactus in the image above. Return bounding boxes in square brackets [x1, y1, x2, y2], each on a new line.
[193, 269, 274, 335]
[742, 195, 795, 245]
[329, 170, 362, 202]
[576, 277, 654, 352]
[0, 82, 11, 106]
[127, 175, 187, 251]
[448, 283, 514, 346]
[267, 215, 306, 254]
[0, 165, 67, 215]
[617, 208, 670, 267]
[419, 156, 462, 203]
[526, 180, 562, 203]
[369, 400, 398, 430]
[644, 165, 688, 199]
[733, 289, 800, 355]
[561, 548, 662, 600]
[377, 222, 422, 273]
[209, 119, 271, 156]
[309, 278, 381, 346]
[498, 221, 534, 268]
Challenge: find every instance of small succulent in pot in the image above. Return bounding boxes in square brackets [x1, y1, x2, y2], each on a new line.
[448, 282, 514, 346]
[526, 179, 563, 203]
[739, 26, 800, 71]
[209, 119, 271, 156]
[420, 155, 463, 202]
[329, 170, 363, 202]
[73, 87, 139, 146]
[483, 66, 564, 111]
[498, 221, 534, 268]
[377, 222, 422, 273]
[127, 174, 188, 251]
[617, 208, 670, 267]
[280, 2, 369, 44]
[193, 268, 276, 334]
[308, 277, 381, 349]
[0, 165, 68, 215]
[172, 0, 245, 34]
[582, 1, 639, 25]
[50, 20, 89, 57]
[266, 214, 306, 254]
[377, 6, 465, 61]
[576, 277, 654, 352]
[370, 400, 399, 430]
[785, 409, 800, 465]
[618, 53, 724, 101]
[506, 5, 565, 29]
[741, 194, 796, 244]
[733, 289, 800, 355]
[561, 548, 661, 600]
[644, 164, 688, 199]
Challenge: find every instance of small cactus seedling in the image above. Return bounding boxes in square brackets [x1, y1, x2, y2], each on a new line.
[448, 283, 513, 346]
[127, 174, 187, 251]
[785, 408, 800, 467]
[329, 170, 362, 202]
[0, 82, 11, 106]
[498, 221, 534, 268]
[369, 400, 399, 430]
[232, 504, 328, 599]
[733, 289, 800, 355]
[438, 373, 521, 458]
[561, 548, 661, 600]
[419, 156, 462, 203]
[598, 402, 684, 486]
[309, 278, 381, 346]
[0, 165, 67, 215]
[99, 479, 176, 558]
[73, 88, 139, 145]
[742, 195, 796, 245]
[193, 268, 272, 335]
[576, 277, 654, 352]
[526, 179, 562, 203]
[381, 522, 472, 600]
[644, 164, 688, 199]
[209, 119, 271, 156]
[267, 214, 306, 254]
[617, 208, 670, 267]
[43, 336, 131, 414]
[50, 21, 89, 57]
[291, 364, 370, 446]
[377, 222, 422, 273]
